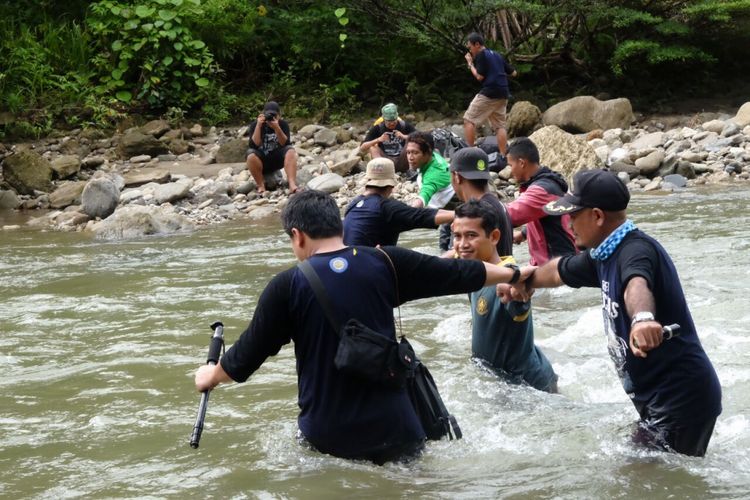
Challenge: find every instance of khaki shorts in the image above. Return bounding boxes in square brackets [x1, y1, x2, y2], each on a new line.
[463, 94, 508, 130]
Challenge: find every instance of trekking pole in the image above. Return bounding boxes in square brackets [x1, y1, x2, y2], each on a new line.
[189, 321, 224, 449]
[633, 323, 680, 349]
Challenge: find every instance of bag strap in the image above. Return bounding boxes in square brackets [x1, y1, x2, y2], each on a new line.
[375, 247, 403, 338]
[298, 260, 342, 335]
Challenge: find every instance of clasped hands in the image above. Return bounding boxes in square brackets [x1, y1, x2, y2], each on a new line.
[497, 265, 536, 303]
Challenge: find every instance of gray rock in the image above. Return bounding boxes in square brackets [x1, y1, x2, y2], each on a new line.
[49, 181, 86, 209]
[507, 101, 542, 137]
[118, 130, 169, 158]
[123, 168, 171, 187]
[81, 177, 120, 218]
[643, 178, 662, 191]
[662, 174, 687, 188]
[0, 189, 20, 209]
[721, 122, 741, 137]
[153, 178, 193, 204]
[330, 156, 360, 177]
[542, 96, 633, 133]
[675, 161, 697, 179]
[216, 138, 247, 163]
[130, 154, 151, 163]
[140, 119, 170, 138]
[528, 125, 603, 180]
[635, 150, 665, 176]
[298, 124, 324, 139]
[630, 131, 665, 150]
[313, 128, 338, 147]
[82, 156, 106, 169]
[680, 151, 707, 163]
[616, 172, 631, 185]
[50, 155, 81, 179]
[190, 124, 204, 136]
[701, 119, 725, 134]
[731, 102, 750, 127]
[609, 161, 640, 177]
[158, 154, 178, 162]
[169, 138, 190, 155]
[89, 205, 195, 240]
[1, 150, 54, 194]
[247, 205, 277, 220]
[306, 173, 345, 193]
[656, 154, 678, 177]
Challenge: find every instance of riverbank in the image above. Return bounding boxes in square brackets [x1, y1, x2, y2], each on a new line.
[1, 96, 748, 239]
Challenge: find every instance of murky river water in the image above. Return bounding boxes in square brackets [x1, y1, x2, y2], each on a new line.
[1, 185, 749, 498]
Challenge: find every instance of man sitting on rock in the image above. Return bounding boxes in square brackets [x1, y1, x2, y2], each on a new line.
[360, 103, 416, 173]
[343, 158, 454, 247]
[246, 101, 299, 194]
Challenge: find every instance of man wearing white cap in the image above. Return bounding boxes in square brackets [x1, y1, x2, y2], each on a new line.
[343, 158, 453, 247]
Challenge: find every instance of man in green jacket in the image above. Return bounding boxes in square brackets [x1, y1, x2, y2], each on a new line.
[406, 131, 455, 209]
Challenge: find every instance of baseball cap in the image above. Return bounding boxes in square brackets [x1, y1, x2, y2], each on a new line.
[364, 158, 399, 187]
[449, 147, 490, 180]
[263, 101, 281, 114]
[543, 169, 630, 215]
[381, 103, 398, 121]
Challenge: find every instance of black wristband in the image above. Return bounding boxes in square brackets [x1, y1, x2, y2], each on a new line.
[504, 263, 520, 284]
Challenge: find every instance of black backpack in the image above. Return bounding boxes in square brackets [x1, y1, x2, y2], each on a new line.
[431, 128, 468, 159]
[476, 136, 507, 172]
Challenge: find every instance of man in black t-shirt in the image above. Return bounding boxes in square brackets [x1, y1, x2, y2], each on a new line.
[507, 169, 722, 457]
[194, 190, 528, 464]
[463, 32, 517, 154]
[343, 158, 453, 247]
[360, 103, 416, 173]
[246, 101, 299, 194]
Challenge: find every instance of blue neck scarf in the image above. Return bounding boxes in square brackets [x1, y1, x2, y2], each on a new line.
[590, 219, 636, 261]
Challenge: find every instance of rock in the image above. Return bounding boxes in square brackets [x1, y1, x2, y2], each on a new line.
[330, 156, 360, 177]
[169, 138, 190, 155]
[507, 101, 542, 137]
[336, 128, 353, 143]
[247, 205, 277, 220]
[298, 124, 324, 139]
[123, 168, 171, 187]
[130, 154, 151, 163]
[190, 124, 204, 136]
[191, 178, 232, 205]
[54, 210, 90, 227]
[140, 119, 170, 138]
[656, 154, 678, 177]
[609, 160, 640, 177]
[89, 205, 195, 240]
[635, 150, 665, 176]
[541, 96, 633, 132]
[629, 131, 665, 150]
[50, 155, 81, 179]
[701, 119, 725, 134]
[0, 189, 20, 209]
[586, 129, 604, 141]
[680, 151, 707, 163]
[81, 177, 120, 218]
[721, 122, 741, 137]
[82, 156, 106, 169]
[594, 145, 610, 164]
[1, 150, 54, 194]
[313, 128, 338, 147]
[616, 172, 630, 185]
[643, 177, 662, 191]
[663, 174, 687, 188]
[118, 130, 169, 158]
[732, 102, 750, 127]
[306, 172, 345, 193]
[528, 125, 603, 179]
[49, 181, 86, 209]
[607, 147, 629, 165]
[216, 138, 248, 163]
[153, 178, 193, 204]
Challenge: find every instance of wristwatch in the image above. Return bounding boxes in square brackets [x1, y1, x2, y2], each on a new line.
[504, 263, 521, 284]
[631, 311, 655, 326]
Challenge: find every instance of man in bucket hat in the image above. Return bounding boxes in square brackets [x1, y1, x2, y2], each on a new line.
[360, 103, 416, 173]
[343, 158, 453, 247]
[505, 168, 722, 456]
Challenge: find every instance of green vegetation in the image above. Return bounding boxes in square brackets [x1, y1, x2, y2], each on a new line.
[1, 0, 749, 139]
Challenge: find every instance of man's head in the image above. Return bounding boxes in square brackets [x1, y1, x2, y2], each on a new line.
[263, 101, 281, 121]
[364, 157, 398, 191]
[466, 32, 485, 56]
[281, 190, 343, 259]
[506, 137, 540, 183]
[450, 147, 490, 200]
[543, 169, 630, 248]
[381, 103, 399, 130]
[452, 200, 501, 262]
[405, 131, 435, 170]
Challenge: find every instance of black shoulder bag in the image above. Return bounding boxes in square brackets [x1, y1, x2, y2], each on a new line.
[298, 248, 462, 440]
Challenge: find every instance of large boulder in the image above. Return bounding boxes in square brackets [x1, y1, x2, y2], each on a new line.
[542, 96, 633, 133]
[2, 150, 54, 194]
[49, 181, 87, 209]
[123, 168, 171, 187]
[81, 177, 120, 218]
[732, 102, 750, 127]
[216, 138, 248, 163]
[306, 173, 345, 193]
[51, 155, 81, 179]
[89, 205, 195, 240]
[507, 101, 542, 138]
[153, 178, 193, 204]
[140, 119, 170, 138]
[117, 130, 169, 159]
[529, 125, 603, 179]
[313, 128, 338, 147]
[0, 189, 20, 209]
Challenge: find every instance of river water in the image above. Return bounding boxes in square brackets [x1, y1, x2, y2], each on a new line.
[1, 185, 749, 499]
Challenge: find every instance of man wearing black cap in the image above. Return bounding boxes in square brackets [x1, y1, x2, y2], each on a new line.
[449, 147, 513, 257]
[509, 169, 722, 456]
[246, 101, 299, 194]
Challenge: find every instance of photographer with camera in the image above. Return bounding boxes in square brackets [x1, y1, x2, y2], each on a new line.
[246, 101, 299, 194]
[360, 103, 416, 173]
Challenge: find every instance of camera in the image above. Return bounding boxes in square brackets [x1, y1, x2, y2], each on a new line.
[264, 112, 277, 122]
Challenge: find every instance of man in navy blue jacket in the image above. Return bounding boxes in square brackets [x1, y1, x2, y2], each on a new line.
[195, 190, 529, 464]
[509, 169, 722, 456]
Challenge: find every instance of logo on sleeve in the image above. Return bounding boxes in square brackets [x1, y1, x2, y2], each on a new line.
[476, 296, 489, 315]
[329, 257, 349, 273]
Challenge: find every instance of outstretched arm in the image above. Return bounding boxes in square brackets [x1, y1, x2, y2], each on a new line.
[624, 276, 663, 358]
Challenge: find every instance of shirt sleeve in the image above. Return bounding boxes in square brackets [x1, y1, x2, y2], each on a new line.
[381, 246, 486, 303]
[505, 185, 557, 226]
[220, 269, 295, 382]
[363, 125, 380, 143]
[419, 161, 446, 205]
[280, 120, 292, 145]
[403, 121, 416, 134]
[474, 50, 487, 77]
[381, 198, 438, 232]
[617, 236, 659, 291]
[248, 121, 259, 148]
[558, 253, 599, 288]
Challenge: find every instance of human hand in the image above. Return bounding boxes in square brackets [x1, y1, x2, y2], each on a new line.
[409, 197, 424, 208]
[379, 132, 390, 143]
[629, 321, 663, 358]
[464, 52, 473, 64]
[513, 228, 525, 244]
[195, 364, 218, 392]
[394, 130, 408, 140]
[257, 113, 266, 124]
